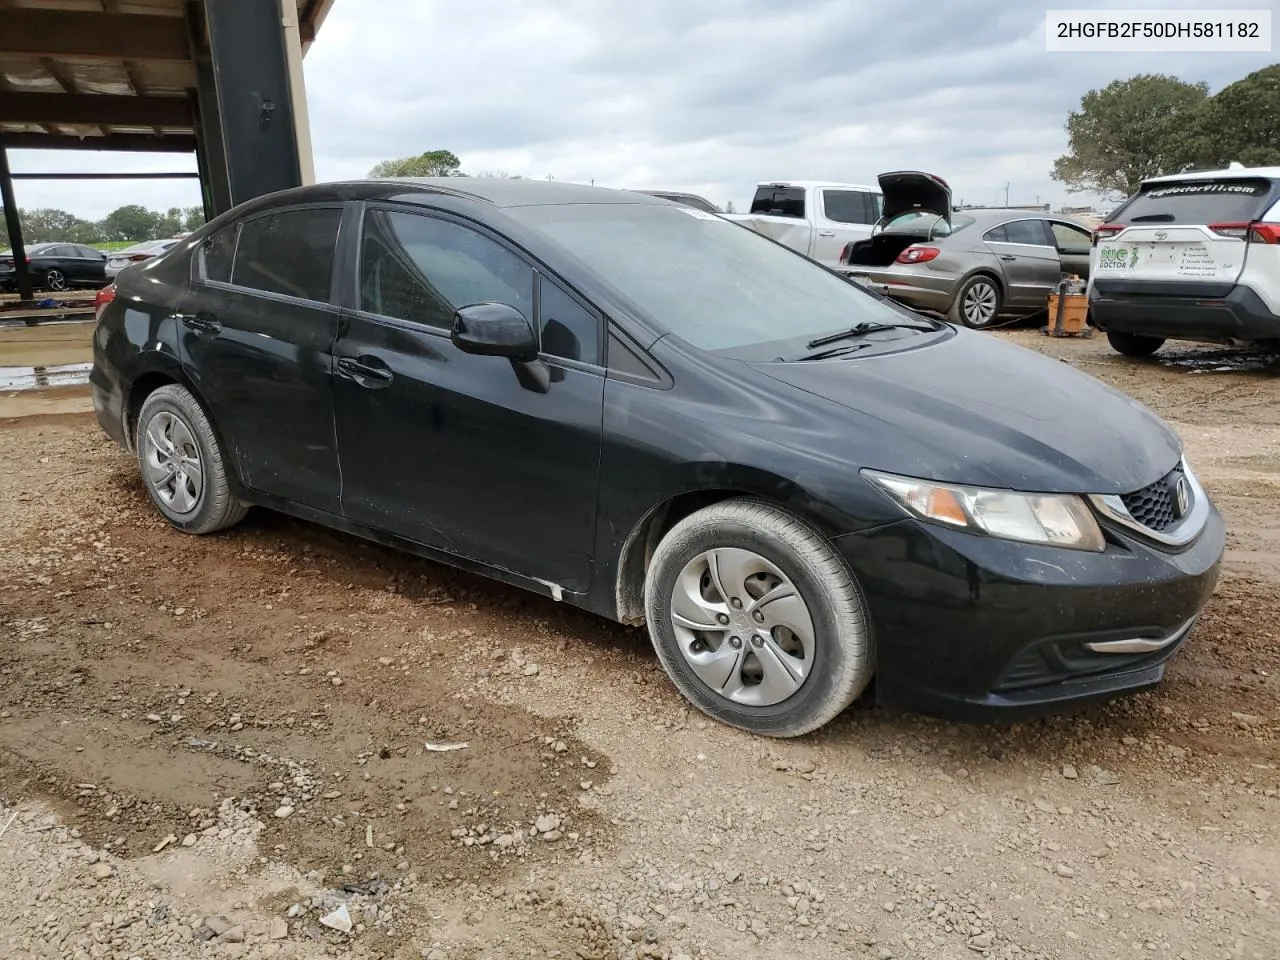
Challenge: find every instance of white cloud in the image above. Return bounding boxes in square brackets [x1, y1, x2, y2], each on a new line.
[5, 0, 1274, 220]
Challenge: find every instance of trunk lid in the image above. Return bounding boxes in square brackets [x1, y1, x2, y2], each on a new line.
[1092, 175, 1280, 294]
[877, 171, 953, 227]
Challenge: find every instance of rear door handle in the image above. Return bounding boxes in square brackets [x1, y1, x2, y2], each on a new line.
[336, 355, 394, 388]
[177, 311, 220, 333]
[999, 255, 1017, 262]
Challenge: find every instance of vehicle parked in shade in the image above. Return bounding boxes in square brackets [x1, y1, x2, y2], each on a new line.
[722, 179, 884, 269]
[631, 190, 721, 214]
[1088, 165, 1280, 357]
[838, 174, 1094, 327]
[0, 241, 108, 292]
[92, 177, 1223, 737]
[106, 238, 184, 278]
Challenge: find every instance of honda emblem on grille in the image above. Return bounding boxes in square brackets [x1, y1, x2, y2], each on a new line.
[1173, 476, 1191, 518]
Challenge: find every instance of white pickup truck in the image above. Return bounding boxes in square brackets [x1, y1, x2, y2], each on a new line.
[723, 180, 884, 269]
[724, 173, 954, 271]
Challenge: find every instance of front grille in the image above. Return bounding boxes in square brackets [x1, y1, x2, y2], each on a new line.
[1120, 466, 1184, 532]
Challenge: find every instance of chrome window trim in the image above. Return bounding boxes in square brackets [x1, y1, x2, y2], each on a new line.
[1088, 457, 1209, 548]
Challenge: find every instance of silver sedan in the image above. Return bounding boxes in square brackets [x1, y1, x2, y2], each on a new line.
[839, 210, 1094, 328]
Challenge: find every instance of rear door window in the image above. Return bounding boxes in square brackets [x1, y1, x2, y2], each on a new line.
[822, 190, 875, 225]
[1115, 178, 1278, 225]
[999, 220, 1053, 245]
[231, 207, 342, 303]
[750, 186, 805, 218]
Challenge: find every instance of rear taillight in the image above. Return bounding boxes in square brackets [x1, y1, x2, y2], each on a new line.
[94, 283, 117, 320]
[1092, 224, 1126, 246]
[839, 242, 857, 264]
[1209, 221, 1280, 243]
[1209, 221, 1250, 239]
[896, 245, 940, 265]
[128, 253, 151, 261]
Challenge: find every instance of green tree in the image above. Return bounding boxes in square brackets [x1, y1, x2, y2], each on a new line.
[98, 204, 160, 242]
[368, 149, 463, 178]
[181, 206, 206, 232]
[1051, 74, 1209, 198]
[18, 208, 100, 244]
[154, 206, 184, 236]
[1184, 64, 1280, 169]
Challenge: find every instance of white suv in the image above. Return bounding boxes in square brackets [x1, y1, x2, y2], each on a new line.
[1088, 165, 1280, 356]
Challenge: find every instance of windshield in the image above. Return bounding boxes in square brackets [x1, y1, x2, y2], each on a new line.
[508, 203, 934, 351]
[1115, 177, 1278, 225]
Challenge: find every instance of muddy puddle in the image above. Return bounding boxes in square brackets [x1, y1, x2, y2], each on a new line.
[0, 362, 91, 390]
[1157, 344, 1280, 374]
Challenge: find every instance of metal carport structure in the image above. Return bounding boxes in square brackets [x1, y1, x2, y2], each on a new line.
[0, 0, 335, 300]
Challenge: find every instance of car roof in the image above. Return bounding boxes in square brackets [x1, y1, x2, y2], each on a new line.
[1144, 165, 1280, 184]
[374, 177, 659, 208]
[755, 180, 878, 192]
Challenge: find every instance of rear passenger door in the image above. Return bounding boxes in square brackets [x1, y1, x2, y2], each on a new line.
[331, 205, 605, 595]
[982, 219, 1062, 308]
[812, 188, 878, 267]
[178, 204, 346, 514]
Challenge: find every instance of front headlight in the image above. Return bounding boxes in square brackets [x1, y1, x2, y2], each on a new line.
[862, 470, 1106, 552]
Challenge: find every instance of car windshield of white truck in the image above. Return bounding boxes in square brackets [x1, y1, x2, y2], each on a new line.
[509, 202, 937, 352]
[1116, 178, 1277, 224]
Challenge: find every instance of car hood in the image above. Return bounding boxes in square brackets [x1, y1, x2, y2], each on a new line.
[750, 330, 1180, 495]
[877, 171, 953, 225]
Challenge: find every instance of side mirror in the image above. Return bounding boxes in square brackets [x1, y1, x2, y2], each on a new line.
[450, 302, 537, 361]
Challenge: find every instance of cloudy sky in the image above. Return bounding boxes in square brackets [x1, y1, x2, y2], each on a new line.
[7, 0, 1276, 219]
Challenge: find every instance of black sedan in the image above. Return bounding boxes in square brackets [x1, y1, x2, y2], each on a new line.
[90, 178, 1224, 737]
[0, 241, 108, 292]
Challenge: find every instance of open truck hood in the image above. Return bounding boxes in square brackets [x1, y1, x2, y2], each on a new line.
[877, 171, 953, 225]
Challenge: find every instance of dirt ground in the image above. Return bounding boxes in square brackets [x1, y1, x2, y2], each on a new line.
[1, 329, 1277, 960]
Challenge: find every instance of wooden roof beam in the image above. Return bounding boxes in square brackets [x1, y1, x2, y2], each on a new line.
[1, 10, 190, 62]
[0, 92, 193, 127]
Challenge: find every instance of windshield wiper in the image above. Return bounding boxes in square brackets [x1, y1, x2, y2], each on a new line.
[805, 320, 933, 349]
[791, 342, 876, 362]
[1131, 213, 1175, 222]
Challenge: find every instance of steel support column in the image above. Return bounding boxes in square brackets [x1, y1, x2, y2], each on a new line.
[200, 0, 305, 213]
[0, 146, 35, 302]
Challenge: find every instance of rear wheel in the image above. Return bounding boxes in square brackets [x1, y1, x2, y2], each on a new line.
[136, 384, 248, 534]
[643, 498, 873, 738]
[43, 269, 68, 292]
[949, 274, 1002, 328]
[1106, 331, 1165, 357]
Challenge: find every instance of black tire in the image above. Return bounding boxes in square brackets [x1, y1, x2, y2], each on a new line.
[1106, 331, 1165, 357]
[643, 498, 873, 738]
[948, 274, 1003, 328]
[135, 384, 248, 534]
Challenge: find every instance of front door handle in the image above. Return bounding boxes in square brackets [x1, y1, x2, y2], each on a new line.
[817, 230, 836, 237]
[336, 355, 394, 388]
[177, 311, 220, 334]
[999, 255, 1017, 262]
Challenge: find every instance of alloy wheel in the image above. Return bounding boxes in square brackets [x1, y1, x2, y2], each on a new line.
[962, 280, 998, 326]
[45, 269, 68, 291]
[142, 411, 204, 515]
[668, 547, 815, 706]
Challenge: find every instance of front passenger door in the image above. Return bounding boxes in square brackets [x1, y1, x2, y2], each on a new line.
[332, 206, 605, 595]
[1049, 221, 1093, 281]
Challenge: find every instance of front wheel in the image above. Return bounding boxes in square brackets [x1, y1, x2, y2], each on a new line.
[1106, 331, 1165, 357]
[948, 274, 1003, 328]
[136, 384, 248, 534]
[643, 499, 873, 738]
[43, 269, 68, 292]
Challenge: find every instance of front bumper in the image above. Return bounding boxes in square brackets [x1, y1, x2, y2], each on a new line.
[834, 505, 1225, 721]
[1090, 282, 1280, 342]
